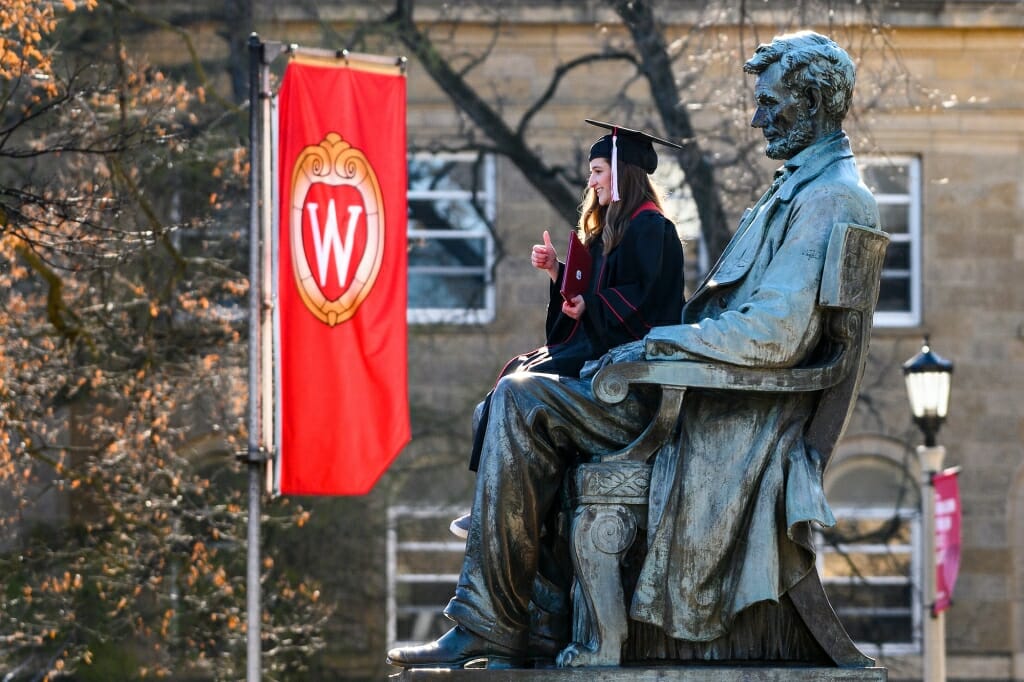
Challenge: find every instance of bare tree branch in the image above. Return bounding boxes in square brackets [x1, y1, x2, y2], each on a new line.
[386, 0, 580, 226]
[516, 50, 638, 138]
[607, 0, 732, 262]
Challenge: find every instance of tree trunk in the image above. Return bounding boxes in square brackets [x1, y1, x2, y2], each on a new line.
[609, 0, 732, 265]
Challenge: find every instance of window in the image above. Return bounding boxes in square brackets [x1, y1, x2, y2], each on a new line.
[818, 453, 922, 655]
[407, 153, 497, 324]
[386, 506, 467, 648]
[652, 160, 704, 292]
[859, 156, 922, 327]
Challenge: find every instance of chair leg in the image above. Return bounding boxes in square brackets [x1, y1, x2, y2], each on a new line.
[556, 503, 636, 667]
[788, 569, 875, 667]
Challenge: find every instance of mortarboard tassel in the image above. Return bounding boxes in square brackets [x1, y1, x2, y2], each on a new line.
[611, 127, 620, 203]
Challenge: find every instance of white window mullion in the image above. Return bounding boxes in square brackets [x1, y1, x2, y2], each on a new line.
[815, 504, 921, 652]
[859, 155, 921, 328]
[386, 506, 469, 648]
[407, 152, 497, 324]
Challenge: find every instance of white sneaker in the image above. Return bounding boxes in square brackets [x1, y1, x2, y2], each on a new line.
[449, 513, 471, 539]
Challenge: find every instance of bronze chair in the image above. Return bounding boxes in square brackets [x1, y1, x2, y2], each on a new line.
[558, 222, 890, 668]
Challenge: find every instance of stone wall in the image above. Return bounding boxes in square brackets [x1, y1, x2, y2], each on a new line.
[845, 20, 1024, 682]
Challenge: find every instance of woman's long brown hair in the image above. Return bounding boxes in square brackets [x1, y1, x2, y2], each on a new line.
[577, 161, 665, 254]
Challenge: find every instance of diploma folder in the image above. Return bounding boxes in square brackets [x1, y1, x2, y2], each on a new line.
[559, 231, 592, 302]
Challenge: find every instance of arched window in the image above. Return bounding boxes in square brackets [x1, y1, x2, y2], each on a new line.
[818, 438, 922, 655]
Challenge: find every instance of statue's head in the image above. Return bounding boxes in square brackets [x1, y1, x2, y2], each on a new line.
[743, 31, 856, 160]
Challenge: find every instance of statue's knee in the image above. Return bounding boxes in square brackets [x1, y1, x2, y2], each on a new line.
[492, 372, 532, 403]
[487, 374, 549, 427]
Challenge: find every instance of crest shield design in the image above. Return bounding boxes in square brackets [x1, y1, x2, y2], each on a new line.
[290, 132, 385, 326]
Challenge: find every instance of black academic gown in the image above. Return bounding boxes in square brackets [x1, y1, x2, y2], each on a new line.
[468, 208, 683, 470]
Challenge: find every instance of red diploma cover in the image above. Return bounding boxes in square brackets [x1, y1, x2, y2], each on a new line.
[560, 231, 592, 302]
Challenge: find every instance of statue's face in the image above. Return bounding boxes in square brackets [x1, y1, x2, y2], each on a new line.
[750, 60, 816, 160]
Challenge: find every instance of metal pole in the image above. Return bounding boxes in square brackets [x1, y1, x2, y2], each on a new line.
[259, 45, 276, 497]
[246, 458, 261, 682]
[919, 444, 947, 682]
[246, 32, 263, 682]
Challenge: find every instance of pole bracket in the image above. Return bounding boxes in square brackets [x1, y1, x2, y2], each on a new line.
[236, 446, 275, 463]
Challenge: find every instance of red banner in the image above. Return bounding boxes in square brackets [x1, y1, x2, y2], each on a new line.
[276, 58, 409, 495]
[933, 468, 961, 614]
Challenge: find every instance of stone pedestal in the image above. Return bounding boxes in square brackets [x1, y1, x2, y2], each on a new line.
[391, 666, 887, 681]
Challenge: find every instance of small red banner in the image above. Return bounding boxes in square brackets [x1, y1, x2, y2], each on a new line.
[933, 468, 961, 614]
[276, 58, 409, 495]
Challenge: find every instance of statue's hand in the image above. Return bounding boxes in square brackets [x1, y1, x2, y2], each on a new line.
[643, 324, 696, 361]
[645, 337, 681, 359]
[580, 340, 645, 379]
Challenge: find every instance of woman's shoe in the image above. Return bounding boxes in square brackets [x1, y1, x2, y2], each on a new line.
[449, 512, 471, 539]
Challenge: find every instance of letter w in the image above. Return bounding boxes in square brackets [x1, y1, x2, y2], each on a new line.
[306, 200, 363, 289]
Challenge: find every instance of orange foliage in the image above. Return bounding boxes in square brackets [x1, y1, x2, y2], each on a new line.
[0, 2, 329, 679]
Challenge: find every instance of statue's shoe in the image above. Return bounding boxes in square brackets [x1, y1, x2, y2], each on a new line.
[386, 625, 527, 669]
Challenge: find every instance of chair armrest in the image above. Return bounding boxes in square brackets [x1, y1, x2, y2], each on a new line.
[593, 357, 850, 405]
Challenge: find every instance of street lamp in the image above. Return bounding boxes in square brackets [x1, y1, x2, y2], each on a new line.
[903, 337, 954, 682]
[903, 337, 954, 448]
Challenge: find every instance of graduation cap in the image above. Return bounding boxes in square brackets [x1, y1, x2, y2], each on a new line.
[585, 119, 682, 202]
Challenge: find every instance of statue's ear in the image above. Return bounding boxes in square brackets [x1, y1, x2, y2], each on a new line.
[804, 85, 822, 116]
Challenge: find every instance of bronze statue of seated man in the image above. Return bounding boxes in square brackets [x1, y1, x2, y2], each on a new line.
[388, 30, 882, 670]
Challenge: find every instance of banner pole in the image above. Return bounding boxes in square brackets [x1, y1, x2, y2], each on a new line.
[246, 32, 264, 682]
[919, 444, 948, 682]
[259, 46, 276, 495]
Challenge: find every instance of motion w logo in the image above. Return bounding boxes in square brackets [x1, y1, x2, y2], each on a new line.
[306, 201, 364, 289]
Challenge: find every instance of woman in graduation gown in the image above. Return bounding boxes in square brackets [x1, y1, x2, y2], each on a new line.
[460, 121, 686, 503]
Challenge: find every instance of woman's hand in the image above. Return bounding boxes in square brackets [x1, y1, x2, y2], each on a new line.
[532, 230, 559, 282]
[561, 294, 586, 320]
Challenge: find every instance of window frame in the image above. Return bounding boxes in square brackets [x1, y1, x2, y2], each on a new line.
[858, 155, 922, 328]
[816, 504, 923, 656]
[385, 505, 467, 649]
[406, 152, 497, 325]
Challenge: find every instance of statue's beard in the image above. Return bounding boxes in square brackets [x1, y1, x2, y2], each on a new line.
[765, 111, 816, 160]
